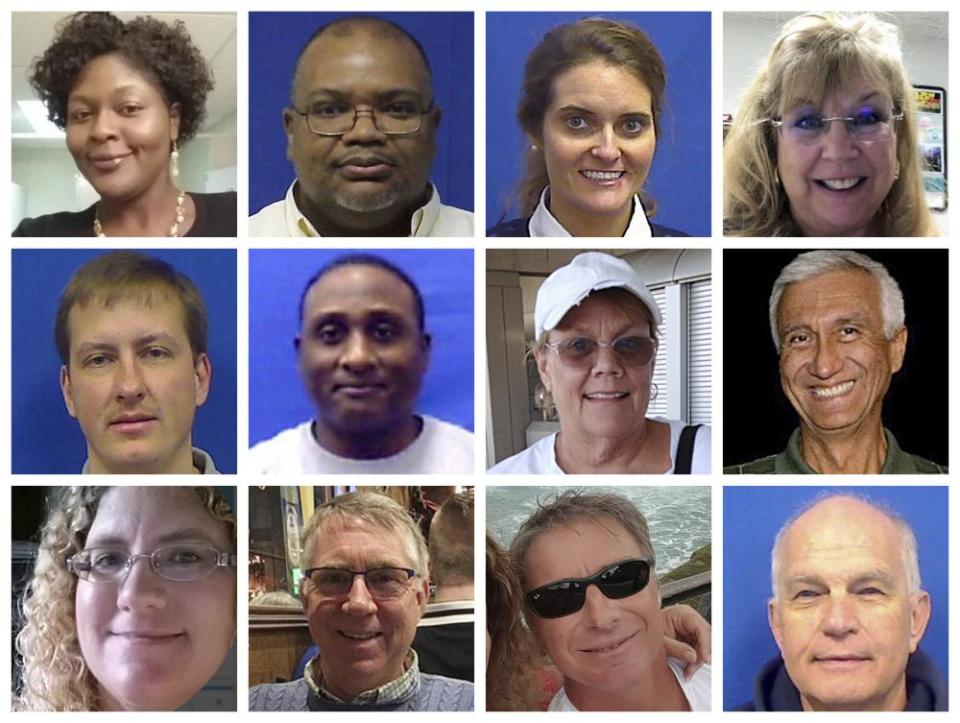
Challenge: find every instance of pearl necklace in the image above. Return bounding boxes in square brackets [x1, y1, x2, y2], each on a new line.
[93, 190, 187, 237]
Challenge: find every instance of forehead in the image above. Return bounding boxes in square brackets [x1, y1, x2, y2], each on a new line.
[778, 269, 882, 327]
[86, 486, 230, 548]
[523, 517, 645, 588]
[780, 64, 891, 112]
[554, 289, 652, 333]
[68, 292, 190, 346]
[549, 61, 652, 112]
[312, 518, 416, 567]
[296, 28, 431, 99]
[303, 265, 419, 322]
[779, 499, 905, 581]
[70, 52, 164, 98]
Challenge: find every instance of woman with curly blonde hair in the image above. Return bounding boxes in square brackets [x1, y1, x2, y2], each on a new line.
[15, 486, 236, 711]
[724, 12, 937, 237]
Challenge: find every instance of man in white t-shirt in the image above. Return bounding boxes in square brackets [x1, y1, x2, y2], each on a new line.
[249, 254, 473, 473]
[512, 489, 711, 711]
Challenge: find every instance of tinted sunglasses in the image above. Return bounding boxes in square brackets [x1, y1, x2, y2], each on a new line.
[525, 558, 652, 619]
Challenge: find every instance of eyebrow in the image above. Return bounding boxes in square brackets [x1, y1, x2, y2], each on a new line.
[85, 528, 223, 549]
[74, 332, 182, 354]
[555, 104, 649, 117]
[304, 88, 426, 103]
[785, 569, 898, 587]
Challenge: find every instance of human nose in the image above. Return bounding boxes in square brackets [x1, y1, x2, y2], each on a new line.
[340, 107, 387, 144]
[809, 336, 844, 379]
[89, 109, 119, 142]
[590, 343, 624, 376]
[116, 555, 167, 612]
[580, 584, 619, 629]
[339, 331, 376, 371]
[342, 573, 378, 615]
[590, 126, 622, 162]
[114, 355, 147, 401]
[818, 118, 859, 160]
[820, 594, 860, 639]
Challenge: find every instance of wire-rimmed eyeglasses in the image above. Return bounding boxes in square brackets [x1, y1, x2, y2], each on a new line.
[67, 543, 237, 584]
[543, 335, 657, 369]
[292, 101, 432, 136]
[765, 106, 903, 146]
[303, 566, 417, 600]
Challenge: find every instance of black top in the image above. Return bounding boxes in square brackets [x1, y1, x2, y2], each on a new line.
[12, 191, 237, 237]
[487, 216, 690, 237]
[737, 650, 947, 711]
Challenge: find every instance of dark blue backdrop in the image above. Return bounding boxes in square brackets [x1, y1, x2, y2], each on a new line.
[723, 486, 949, 710]
[11, 249, 238, 474]
[248, 249, 474, 446]
[248, 12, 474, 216]
[485, 12, 711, 235]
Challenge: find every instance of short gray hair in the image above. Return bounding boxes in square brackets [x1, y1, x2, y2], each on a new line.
[300, 491, 428, 576]
[770, 493, 921, 599]
[769, 250, 905, 351]
[510, 489, 656, 591]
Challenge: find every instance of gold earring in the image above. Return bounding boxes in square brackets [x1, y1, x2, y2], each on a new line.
[170, 140, 180, 178]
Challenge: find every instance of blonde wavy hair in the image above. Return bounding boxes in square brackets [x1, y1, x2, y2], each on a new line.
[723, 12, 937, 237]
[14, 486, 236, 711]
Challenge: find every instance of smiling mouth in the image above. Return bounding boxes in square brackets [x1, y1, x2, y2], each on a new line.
[581, 631, 637, 653]
[816, 177, 865, 191]
[339, 631, 382, 641]
[580, 170, 626, 183]
[809, 380, 855, 399]
[89, 154, 132, 172]
[584, 391, 629, 400]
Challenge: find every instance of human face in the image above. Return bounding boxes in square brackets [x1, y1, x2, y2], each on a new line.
[284, 30, 438, 234]
[75, 487, 235, 711]
[540, 61, 656, 236]
[536, 291, 654, 443]
[297, 264, 429, 438]
[60, 295, 211, 474]
[65, 53, 180, 203]
[302, 519, 428, 699]
[769, 497, 930, 711]
[776, 78, 898, 236]
[777, 269, 905, 440]
[524, 518, 664, 708]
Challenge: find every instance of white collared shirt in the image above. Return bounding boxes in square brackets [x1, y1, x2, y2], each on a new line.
[527, 187, 653, 238]
[249, 182, 474, 237]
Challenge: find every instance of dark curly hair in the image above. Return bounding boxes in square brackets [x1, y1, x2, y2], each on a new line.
[29, 12, 214, 143]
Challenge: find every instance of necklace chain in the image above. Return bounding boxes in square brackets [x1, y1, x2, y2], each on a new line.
[93, 190, 186, 237]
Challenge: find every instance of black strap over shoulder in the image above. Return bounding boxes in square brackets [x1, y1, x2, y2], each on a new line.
[674, 424, 702, 474]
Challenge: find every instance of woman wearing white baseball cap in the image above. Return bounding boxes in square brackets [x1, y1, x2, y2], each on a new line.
[489, 252, 710, 474]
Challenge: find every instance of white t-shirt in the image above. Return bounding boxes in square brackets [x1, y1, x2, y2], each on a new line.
[248, 416, 473, 474]
[488, 419, 711, 474]
[548, 659, 712, 711]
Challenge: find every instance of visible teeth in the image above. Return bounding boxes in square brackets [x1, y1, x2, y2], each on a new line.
[341, 631, 379, 640]
[582, 170, 624, 181]
[810, 380, 854, 399]
[588, 639, 625, 653]
[820, 177, 861, 190]
[585, 392, 627, 399]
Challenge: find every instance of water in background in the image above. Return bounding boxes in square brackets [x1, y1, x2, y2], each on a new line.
[487, 486, 710, 574]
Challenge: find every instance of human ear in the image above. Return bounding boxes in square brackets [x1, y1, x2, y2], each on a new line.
[60, 365, 77, 418]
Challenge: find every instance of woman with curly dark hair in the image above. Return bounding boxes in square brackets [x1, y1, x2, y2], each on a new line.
[14, 12, 236, 237]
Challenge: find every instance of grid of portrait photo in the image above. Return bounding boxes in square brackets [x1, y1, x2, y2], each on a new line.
[1, 1, 954, 720]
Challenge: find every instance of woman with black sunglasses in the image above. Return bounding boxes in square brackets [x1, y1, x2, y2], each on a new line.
[508, 489, 711, 711]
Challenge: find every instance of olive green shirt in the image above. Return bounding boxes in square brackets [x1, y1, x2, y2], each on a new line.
[724, 428, 946, 474]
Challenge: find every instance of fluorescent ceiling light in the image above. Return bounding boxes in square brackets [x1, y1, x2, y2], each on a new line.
[18, 100, 63, 137]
